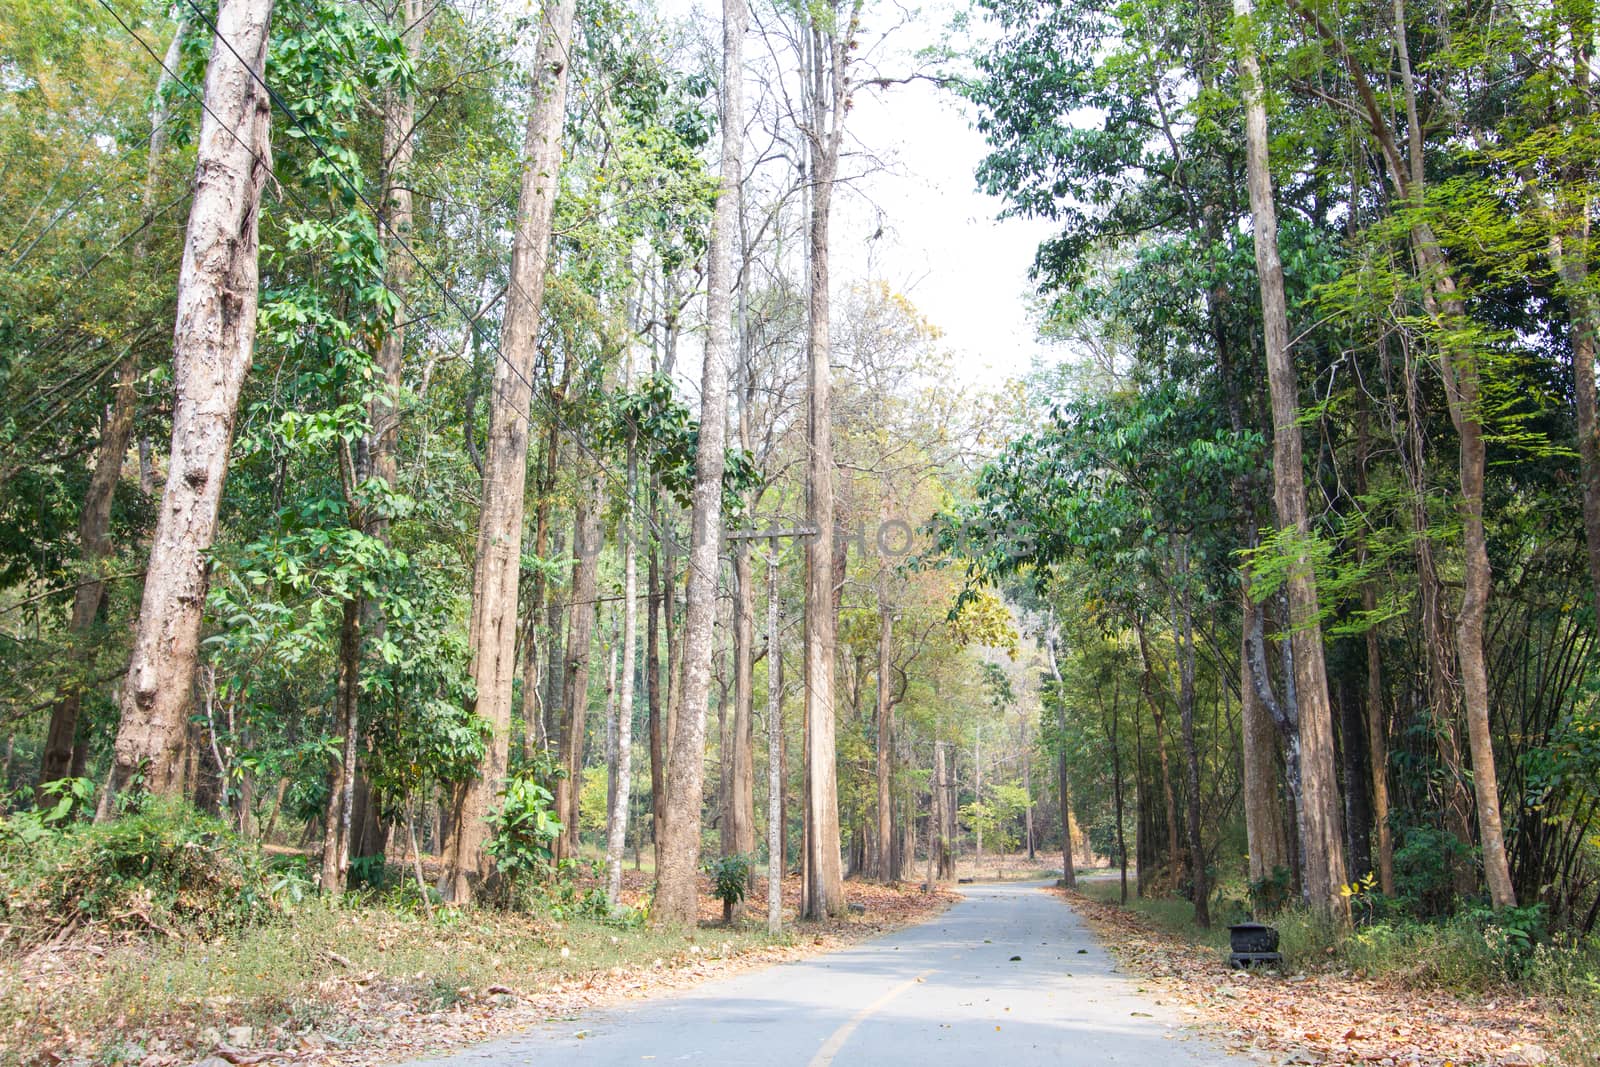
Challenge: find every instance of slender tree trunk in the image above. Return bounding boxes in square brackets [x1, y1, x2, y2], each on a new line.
[557, 476, 602, 860]
[765, 542, 784, 932]
[728, 536, 757, 865]
[873, 549, 894, 881]
[522, 421, 564, 756]
[796, 6, 858, 921]
[604, 442, 639, 906]
[1108, 685, 1129, 904]
[1135, 623, 1182, 884]
[321, 598, 361, 892]
[1290, 0, 1515, 911]
[1022, 717, 1034, 861]
[439, 0, 577, 900]
[1042, 622, 1076, 888]
[1174, 543, 1210, 927]
[654, 0, 743, 925]
[45, 15, 190, 787]
[603, 621, 621, 828]
[1240, 587, 1289, 883]
[1355, 395, 1396, 894]
[102, 0, 274, 811]
[325, 0, 432, 888]
[648, 510, 665, 869]
[1235, 0, 1348, 918]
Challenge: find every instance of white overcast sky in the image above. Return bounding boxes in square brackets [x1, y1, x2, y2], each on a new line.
[656, 0, 1062, 388]
[829, 2, 1060, 387]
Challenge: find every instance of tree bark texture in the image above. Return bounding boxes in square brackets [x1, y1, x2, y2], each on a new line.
[556, 476, 602, 861]
[654, 0, 743, 926]
[104, 0, 274, 809]
[439, 0, 577, 900]
[766, 543, 784, 932]
[1235, 0, 1349, 918]
[799, 7, 856, 921]
[873, 552, 894, 881]
[727, 538, 757, 859]
[1240, 589, 1289, 883]
[605, 445, 640, 906]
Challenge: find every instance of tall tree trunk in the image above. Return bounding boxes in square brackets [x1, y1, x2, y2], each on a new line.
[798, 7, 857, 921]
[973, 724, 984, 865]
[648, 507, 665, 869]
[557, 476, 602, 860]
[1174, 542, 1210, 927]
[1290, 0, 1515, 911]
[522, 421, 564, 756]
[44, 15, 190, 787]
[1042, 620, 1076, 888]
[1108, 691, 1129, 905]
[654, 0, 743, 925]
[726, 396, 756, 866]
[323, 0, 431, 892]
[1022, 716, 1035, 861]
[1355, 394, 1396, 894]
[1399, 348, 1476, 890]
[542, 522, 568, 756]
[873, 548, 894, 882]
[1235, 0, 1349, 918]
[1543, 3, 1600, 631]
[1240, 588, 1289, 884]
[605, 439, 640, 906]
[321, 599, 361, 892]
[439, 0, 577, 900]
[765, 542, 784, 932]
[728, 544, 757, 858]
[102, 0, 273, 810]
[1135, 623, 1182, 884]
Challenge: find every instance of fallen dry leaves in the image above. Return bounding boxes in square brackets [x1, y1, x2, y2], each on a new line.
[1059, 888, 1570, 1067]
[0, 876, 954, 1067]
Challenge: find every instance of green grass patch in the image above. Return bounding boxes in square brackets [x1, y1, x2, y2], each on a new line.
[1079, 880, 1231, 951]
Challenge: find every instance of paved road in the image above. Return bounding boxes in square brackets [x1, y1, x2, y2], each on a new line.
[405, 882, 1247, 1066]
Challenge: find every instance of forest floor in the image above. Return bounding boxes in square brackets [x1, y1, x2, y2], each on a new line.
[0, 873, 955, 1067]
[1061, 886, 1589, 1067]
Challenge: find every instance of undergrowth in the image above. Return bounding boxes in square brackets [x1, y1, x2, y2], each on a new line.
[0, 794, 280, 947]
[1081, 877, 1600, 1061]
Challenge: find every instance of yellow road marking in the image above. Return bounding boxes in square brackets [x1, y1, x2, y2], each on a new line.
[807, 970, 934, 1067]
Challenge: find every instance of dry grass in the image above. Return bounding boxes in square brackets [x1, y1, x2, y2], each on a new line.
[0, 874, 954, 1067]
[1061, 886, 1585, 1066]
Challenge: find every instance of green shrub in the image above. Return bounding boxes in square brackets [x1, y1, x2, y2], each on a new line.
[707, 853, 752, 923]
[1248, 865, 1293, 917]
[0, 799, 278, 946]
[483, 766, 563, 905]
[1392, 824, 1474, 917]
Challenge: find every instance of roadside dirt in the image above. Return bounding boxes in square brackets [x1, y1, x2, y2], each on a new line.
[0, 876, 955, 1067]
[1060, 888, 1573, 1067]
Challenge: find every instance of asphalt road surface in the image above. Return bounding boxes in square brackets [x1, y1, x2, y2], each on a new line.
[404, 881, 1248, 1066]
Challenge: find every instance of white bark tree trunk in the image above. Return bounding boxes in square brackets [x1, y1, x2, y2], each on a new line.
[604, 442, 640, 906]
[766, 543, 784, 932]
